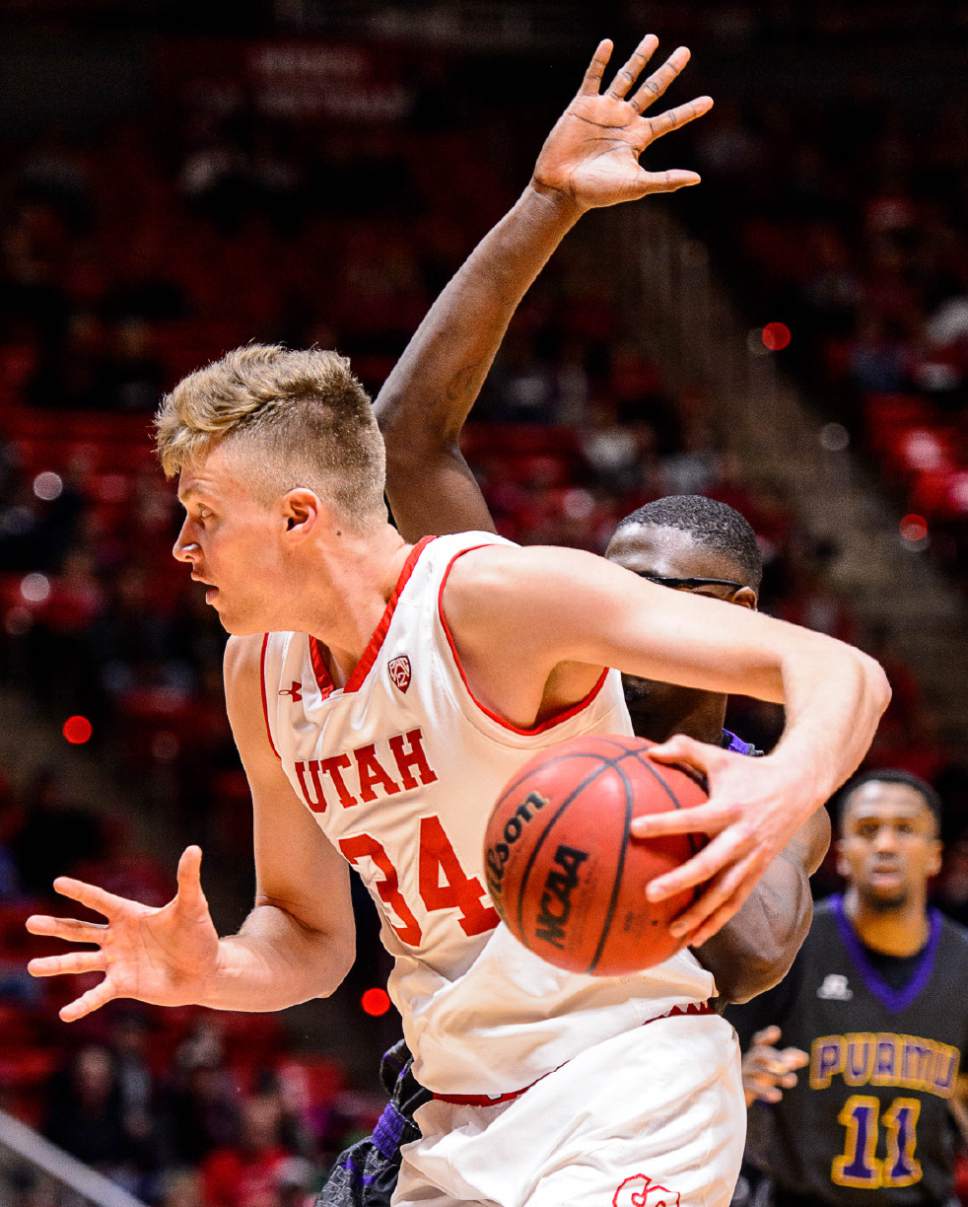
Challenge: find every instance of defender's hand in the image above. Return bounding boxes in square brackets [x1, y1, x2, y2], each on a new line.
[26, 846, 219, 1022]
[531, 34, 713, 212]
[742, 1026, 808, 1106]
[630, 736, 821, 945]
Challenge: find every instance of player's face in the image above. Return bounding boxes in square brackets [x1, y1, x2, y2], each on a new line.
[604, 522, 756, 716]
[172, 445, 290, 635]
[836, 782, 942, 910]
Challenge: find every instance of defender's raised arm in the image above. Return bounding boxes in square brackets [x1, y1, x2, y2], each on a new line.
[376, 35, 712, 540]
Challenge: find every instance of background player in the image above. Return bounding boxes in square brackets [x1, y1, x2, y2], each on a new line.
[321, 495, 831, 1207]
[729, 771, 968, 1206]
[24, 39, 889, 1207]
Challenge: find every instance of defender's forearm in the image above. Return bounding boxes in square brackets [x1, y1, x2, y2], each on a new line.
[375, 183, 580, 449]
[696, 810, 829, 1002]
[198, 904, 353, 1013]
[697, 853, 811, 1003]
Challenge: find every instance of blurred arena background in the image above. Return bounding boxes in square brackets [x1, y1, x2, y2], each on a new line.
[0, 1, 965, 1204]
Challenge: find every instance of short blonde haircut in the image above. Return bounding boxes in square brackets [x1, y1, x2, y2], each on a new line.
[155, 344, 386, 523]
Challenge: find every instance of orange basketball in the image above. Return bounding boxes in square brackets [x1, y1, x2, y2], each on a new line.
[483, 734, 707, 976]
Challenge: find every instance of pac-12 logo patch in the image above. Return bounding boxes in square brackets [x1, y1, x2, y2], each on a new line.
[388, 655, 412, 694]
[612, 1174, 681, 1207]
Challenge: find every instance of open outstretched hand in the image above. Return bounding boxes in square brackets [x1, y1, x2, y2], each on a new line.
[25, 845, 218, 1022]
[532, 34, 713, 211]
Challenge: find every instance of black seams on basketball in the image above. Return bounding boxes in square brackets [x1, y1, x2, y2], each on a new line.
[483, 735, 708, 976]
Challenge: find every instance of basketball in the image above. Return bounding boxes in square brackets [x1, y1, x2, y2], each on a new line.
[483, 734, 707, 976]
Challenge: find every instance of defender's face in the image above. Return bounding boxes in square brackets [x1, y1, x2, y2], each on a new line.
[837, 782, 942, 909]
[172, 445, 287, 635]
[604, 522, 755, 712]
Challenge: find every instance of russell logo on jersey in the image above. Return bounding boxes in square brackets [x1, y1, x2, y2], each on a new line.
[817, 974, 853, 1001]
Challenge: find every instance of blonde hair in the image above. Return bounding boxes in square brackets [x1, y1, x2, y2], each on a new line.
[155, 344, 386, 523]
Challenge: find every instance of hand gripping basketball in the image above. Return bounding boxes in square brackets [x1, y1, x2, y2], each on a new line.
[483, 735, 709, 976]
[25, 845, 219, 1022]
[631, 735, 820, 947]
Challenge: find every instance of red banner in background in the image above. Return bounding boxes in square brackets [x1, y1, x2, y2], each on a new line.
[158, 38, 415, 125]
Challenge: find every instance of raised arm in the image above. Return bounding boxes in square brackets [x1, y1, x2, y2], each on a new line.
[443, 542, 890, 943]
[25, 634, 355, 1020]
[376, 34, 712, 541]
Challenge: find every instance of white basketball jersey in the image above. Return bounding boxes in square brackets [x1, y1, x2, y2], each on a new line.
[261, 532, 714, 1094]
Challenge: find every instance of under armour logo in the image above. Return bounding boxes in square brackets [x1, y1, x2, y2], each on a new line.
[612, 1175, 680, 1207]
[817, 973, 853, 1001]
[278, 680, 303, 703]
[388, 655, 412, 694]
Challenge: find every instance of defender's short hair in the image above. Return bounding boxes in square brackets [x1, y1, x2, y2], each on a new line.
[155, 343, 386, 523]
[837, 769, 944, 835]
[614, 495, 763, 590]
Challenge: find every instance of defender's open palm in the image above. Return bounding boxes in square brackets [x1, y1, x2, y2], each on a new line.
[631, 737, 821, 947]
[532, 35, 713, 211]
[26, 846, 217, 1022]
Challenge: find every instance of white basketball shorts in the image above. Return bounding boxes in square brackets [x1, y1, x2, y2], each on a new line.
[392, 1009, 745, 1207]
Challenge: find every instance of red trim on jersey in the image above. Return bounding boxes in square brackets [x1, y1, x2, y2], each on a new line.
[259, 633, 281, 761]
[308, 536, 436, 697]
[432, 1002, 714, 1106]
[437, 544, 609, 736]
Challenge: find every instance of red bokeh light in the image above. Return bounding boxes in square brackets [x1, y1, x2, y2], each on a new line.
[63, 715, 93, 745]
[762, 322, 792, 351]
[899, 514, 928, 542]
[360, 987, 391, 1017]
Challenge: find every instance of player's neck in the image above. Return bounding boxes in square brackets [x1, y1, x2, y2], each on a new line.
[294, 522, 410, 683]
[842, 886, 931, 957]
[630, 693, 727, 746]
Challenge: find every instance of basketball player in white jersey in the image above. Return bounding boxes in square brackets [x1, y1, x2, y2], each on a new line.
[25, 38, 890, 1207]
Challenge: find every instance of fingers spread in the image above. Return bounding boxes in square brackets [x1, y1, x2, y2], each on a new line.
[53, 876, 126, 919]
[579, 39, 614, 95]
[606, 33, 658, 100]
[629, 45, 690, 113]
[646, 96, 715, 142]
[640, 169, 702, 195]
[647, 829, 758, 905]
[26, 914, 106, 943]
[752, 1025, 782, 1047]
[631, 800, 735, 839]
[683, 888, 748, 947]
[176, 845, 206, 908]
[29, 950, 107, 979]
[60, 978, 117, 1024]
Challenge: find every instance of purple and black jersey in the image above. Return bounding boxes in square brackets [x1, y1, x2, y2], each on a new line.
[729, 897, 968, 1206]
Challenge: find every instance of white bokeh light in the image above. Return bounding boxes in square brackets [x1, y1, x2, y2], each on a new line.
[20, 573, 51, 604]
[32, 471, 64, 501]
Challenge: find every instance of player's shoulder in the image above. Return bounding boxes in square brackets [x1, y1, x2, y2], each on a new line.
[936, 910, 968, 962]
[803, 895, 842, 944]
[443, 539, 603, 604]
[223, 633, 267, 695]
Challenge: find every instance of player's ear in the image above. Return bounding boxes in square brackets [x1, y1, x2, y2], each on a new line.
[731, 586, 757, 612]
[926, 837, 943, 879]
[281, 488, 321, 538]
[834, 838, 849, 879]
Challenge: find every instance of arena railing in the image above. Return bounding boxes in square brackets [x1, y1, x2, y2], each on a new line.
[0, 1108, 148, 1207]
